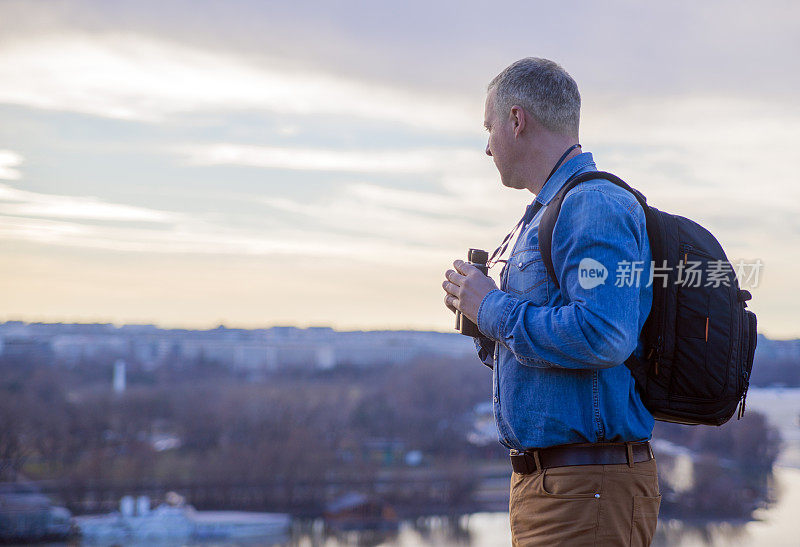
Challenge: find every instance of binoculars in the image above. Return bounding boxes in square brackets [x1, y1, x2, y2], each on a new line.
[455, 248, 489, 337]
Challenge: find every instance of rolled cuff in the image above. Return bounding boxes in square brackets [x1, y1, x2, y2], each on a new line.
[477, 289, 515, 341]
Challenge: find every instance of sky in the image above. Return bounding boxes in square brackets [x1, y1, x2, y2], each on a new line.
[0, 0, 798, 337]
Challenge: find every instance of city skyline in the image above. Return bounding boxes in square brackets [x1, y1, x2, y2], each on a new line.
[1, 1, 798, 337]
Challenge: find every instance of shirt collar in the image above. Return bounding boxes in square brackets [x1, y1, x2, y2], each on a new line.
[534, 151, 596, 206]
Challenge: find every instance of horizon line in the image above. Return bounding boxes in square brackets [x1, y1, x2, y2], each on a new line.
[0, 317, 793, 342]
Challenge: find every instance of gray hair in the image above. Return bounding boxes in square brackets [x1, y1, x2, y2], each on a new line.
[488, 57, 581, 137]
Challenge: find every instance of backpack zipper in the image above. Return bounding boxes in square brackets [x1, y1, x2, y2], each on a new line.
[737, 379, 749, 419]
[647, 334, 664, 376]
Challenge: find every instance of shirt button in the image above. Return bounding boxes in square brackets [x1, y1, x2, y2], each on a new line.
[518, 261, 523, 268]
[494, 396, 499, 403]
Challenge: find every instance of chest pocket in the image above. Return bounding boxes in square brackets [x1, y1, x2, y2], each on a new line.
[505, 247, 550, 305]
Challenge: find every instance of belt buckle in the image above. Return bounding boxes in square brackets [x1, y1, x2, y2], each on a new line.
[517, 449, 541, 474]
[510, 449, 537, 474]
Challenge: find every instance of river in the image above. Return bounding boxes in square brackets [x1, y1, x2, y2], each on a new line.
[57, 387, 800, 546]
[278, 468, 799, 546]
[286, 387, 800, 546]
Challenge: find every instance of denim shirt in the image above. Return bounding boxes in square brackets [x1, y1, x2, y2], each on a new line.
[476, 152, 654, 450]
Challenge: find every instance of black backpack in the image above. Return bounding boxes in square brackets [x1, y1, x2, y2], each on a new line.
[539, 171, 757, 426]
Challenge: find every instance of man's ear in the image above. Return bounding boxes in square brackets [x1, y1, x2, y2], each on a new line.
[510, 105, 526, 138]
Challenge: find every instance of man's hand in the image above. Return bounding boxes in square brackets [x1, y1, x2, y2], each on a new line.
[442, 259, 499, 325]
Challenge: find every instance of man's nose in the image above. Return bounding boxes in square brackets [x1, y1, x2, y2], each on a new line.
[485, 141, 492, 156]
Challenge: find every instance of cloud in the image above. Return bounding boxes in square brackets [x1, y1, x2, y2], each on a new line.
[256, 175, 530, 254]
[0, 150, 23, 180]
[177, 143, 482, 174]
[0, 138, 515, 262]
[0, 183, 181, 223]
[0, 1, 797, 336]
[0, 33, 476, 132]
[5, 1, 799, 99]
[581, 95, 800, 219]
[0, 171, 476, 261]
[177, 142, 531, 248]
[0, 210, 457, 265]
[0, 170, 521, 265]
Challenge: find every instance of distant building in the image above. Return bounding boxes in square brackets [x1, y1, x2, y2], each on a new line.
[0, 337, 54, 363]
[0, 321, 478, 373]
[113, 360, 126, 393]
[315, 346, 335, 369]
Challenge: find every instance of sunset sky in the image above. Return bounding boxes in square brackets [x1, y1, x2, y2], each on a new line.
[1, 1, 798, 337]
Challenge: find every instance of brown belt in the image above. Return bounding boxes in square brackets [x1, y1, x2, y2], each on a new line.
[510, 441, 654, 474]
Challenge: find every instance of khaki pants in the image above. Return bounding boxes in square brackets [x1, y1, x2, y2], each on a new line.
[509, 457, 661, 546]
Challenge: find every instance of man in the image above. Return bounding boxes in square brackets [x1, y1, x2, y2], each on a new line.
[442, 58, 661, 546]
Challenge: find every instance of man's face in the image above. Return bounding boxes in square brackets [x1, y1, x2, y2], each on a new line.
[484, 89, 523, 189]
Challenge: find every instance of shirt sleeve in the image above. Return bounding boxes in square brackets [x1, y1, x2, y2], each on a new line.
[476, 188, 648, 369]
[473, 335, 495, 369]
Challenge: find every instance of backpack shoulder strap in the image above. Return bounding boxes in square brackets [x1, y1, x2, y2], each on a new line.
[538, 171, 648, 288]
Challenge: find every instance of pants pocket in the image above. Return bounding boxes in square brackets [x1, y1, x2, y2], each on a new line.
[510, 470, 603, 546]
[511, 491, 601, 546]
[537, 465, 604, 499]
[630, 494, 661, 546]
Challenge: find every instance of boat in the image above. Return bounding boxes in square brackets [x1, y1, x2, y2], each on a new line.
[0, 481, 72, 543]
[75, 492, 291, 543]
[323, 492, 399, 533]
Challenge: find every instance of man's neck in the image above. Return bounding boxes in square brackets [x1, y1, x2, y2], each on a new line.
[526, 141, 581, 194]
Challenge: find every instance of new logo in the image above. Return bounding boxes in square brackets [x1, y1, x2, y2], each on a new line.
[578, 258, 608, 289]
